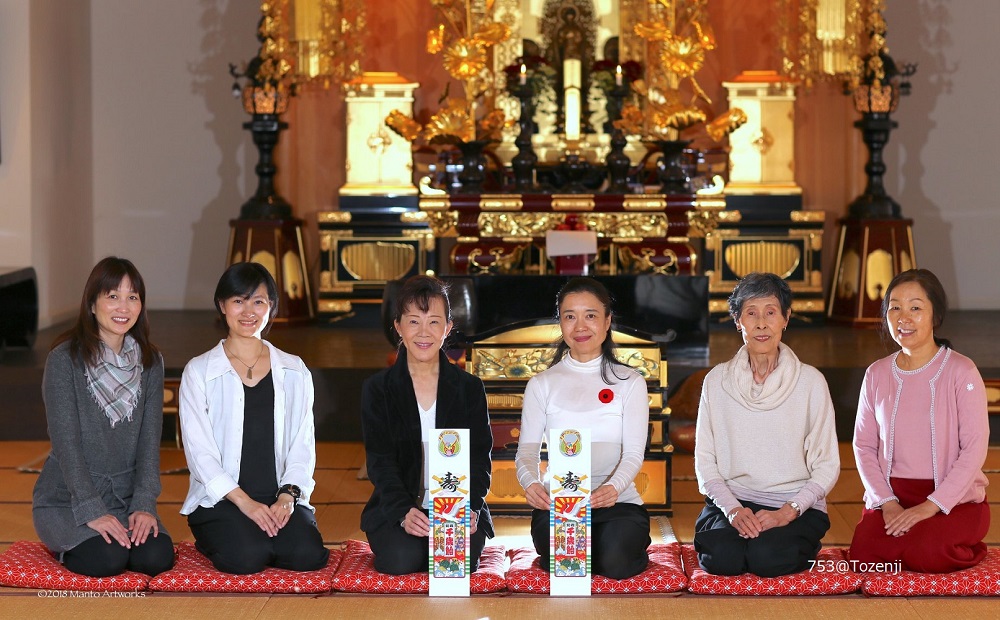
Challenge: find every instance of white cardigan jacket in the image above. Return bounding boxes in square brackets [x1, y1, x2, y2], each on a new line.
[179, 340, 317, 514]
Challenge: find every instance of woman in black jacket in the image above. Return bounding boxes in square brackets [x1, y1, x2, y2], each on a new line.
[360, 275, 494, 574]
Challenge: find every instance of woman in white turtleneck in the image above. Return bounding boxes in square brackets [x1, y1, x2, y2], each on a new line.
[515, 277, 650, 580]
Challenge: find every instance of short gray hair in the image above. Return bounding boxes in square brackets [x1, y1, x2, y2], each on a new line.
[728, 272, 793, 322]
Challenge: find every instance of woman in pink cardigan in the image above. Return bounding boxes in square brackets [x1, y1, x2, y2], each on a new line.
[850, 269, 990, 573]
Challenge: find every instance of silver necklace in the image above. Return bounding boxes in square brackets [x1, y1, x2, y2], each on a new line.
[224, 339, 265, 380]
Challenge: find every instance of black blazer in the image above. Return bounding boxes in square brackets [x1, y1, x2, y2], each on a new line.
[360, 349, 494, 537]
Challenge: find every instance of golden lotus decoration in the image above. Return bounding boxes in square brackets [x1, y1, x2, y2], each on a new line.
[424, 100, 477, 144]
[443, 39, 488, 80]
[631, 0, 745, 143]
[384, 0, 509, 149]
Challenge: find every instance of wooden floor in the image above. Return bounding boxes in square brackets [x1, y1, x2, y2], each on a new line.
[2, 440, 999, 616]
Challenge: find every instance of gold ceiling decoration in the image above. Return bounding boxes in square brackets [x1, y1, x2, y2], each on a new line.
[289, 0, 367, 88]
[241, 0, 365, 96]
[249, 1, 295, 102]
[777, 0, 867, 88]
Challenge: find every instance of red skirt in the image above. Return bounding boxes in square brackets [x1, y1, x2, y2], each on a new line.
[849, 477, 989, 573]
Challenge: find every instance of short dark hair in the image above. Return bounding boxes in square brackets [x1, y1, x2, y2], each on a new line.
[392, 275, 452, 324]
[214, 262, 279, 334]
[52, 256, 158, 367]
[553, 277, 628, 384]
[728, 272, 793, 322]
[881, 268, 951, 348]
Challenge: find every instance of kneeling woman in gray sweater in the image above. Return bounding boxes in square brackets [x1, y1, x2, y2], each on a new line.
[33, 257, 174, 577]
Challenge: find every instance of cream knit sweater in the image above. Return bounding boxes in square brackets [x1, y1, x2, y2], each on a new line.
[694, 343, 840, 515]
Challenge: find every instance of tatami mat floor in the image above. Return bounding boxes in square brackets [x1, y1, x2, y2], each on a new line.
[3, 441, 999, 617]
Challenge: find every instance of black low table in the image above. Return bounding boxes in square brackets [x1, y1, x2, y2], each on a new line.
[0, 267, 39, 352]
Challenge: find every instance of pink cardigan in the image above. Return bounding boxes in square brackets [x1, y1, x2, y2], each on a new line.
[853, 347, 989, 514]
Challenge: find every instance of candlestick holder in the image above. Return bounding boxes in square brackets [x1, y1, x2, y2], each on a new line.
[240, 113, 293, 219]
[561, 140, 590, 194]
[604, 82, 629, 134]
[510, 82, 538, 193]
[605, 130, 630, 194]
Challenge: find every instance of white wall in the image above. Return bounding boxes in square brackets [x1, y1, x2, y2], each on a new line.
[0, 0, 93, 326]
[30, 0, 95, 325]
[886, 0, 1000, 309]
[90, 0, 259, 311]
[0, 1, 34, 269]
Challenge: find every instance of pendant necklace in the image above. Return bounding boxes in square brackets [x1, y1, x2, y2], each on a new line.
[224, 339, 265, 380]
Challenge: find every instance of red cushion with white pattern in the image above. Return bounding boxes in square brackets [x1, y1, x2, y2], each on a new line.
[505, 544, 687, 594]
[147, 542, 340, 593]
[861, 547, 1000, 596]
[329, 539, 507, 594]
[0, 541, 150, 591]
[681, 544, 863, 595]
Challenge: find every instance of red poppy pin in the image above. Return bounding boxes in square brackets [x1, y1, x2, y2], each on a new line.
[598, 389, 614, 404]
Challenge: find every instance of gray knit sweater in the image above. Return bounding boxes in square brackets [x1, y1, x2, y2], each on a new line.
[32, 342, 168, 553]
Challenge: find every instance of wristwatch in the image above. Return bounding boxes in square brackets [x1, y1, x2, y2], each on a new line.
[277, 484, 302, 501]
[786, 501, 802, 518]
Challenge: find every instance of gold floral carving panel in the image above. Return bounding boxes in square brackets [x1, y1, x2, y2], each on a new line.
[472, 346, 660, 381]
[476, 212, 667, 238]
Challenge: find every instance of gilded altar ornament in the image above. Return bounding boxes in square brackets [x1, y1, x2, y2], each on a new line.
[384, 1, 509, 150]
[777, 0, 867, 88]
[613, 104, 645, 136]
[443, 39, 488, 80]
[385, 110, 422, 142]
[424, 100, 477, 144]
[630, 0, 746, 144]
[427, 24, 446, 54]
[706, 108, 749, 143]
[618, 246, 680, 276]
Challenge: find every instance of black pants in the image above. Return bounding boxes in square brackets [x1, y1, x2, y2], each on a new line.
[188, 500, 329, 575]
[63, 532, 174, 578]
[531, 503, 651, 580]
[694, 497, 831, 577]
[366, 519, 487, 576]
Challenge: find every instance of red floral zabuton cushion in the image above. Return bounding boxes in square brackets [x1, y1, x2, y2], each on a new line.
[681, 544, 863, 595]
[329, 539, 506, 594]
[147, 542, 341, 593]
[505, 543, 688, 594]
[0, 541, 150, 591]
[861, 547, 1000, 596]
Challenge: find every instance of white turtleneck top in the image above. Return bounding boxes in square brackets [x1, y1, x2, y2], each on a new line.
[515, 354, 649, 505]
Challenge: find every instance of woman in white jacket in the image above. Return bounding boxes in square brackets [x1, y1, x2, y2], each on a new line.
[179, 262, 328, 574]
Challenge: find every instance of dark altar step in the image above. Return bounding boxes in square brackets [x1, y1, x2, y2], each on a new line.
[0, 267, 39, 356]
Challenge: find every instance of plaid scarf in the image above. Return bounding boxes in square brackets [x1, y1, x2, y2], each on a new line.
[85, 335, 143, 428]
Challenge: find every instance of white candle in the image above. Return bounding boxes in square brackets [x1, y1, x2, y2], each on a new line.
[563, 59, 582, 90]
[615, 65, 623, 86]
[520, 64, 527, 85]
[565, 87, 581, 140]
